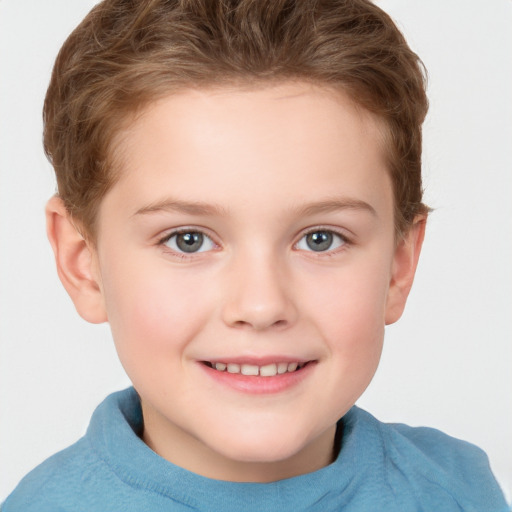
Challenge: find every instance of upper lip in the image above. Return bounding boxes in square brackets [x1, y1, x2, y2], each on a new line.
[199, 356, 315, 365]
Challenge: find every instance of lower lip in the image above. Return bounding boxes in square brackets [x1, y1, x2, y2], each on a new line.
[199, 362, 316, 394]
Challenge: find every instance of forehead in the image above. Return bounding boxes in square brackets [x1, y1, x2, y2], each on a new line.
[104, 83, 392, 222]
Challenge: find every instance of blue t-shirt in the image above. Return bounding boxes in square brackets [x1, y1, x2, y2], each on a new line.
[2, 388, 508, 511]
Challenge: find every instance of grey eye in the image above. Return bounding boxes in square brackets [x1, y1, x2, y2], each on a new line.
[164, 231, 215, 253]
[297, 230, 346, 252]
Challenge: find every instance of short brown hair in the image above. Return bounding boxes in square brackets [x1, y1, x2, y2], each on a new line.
[44, 0, 428, 239]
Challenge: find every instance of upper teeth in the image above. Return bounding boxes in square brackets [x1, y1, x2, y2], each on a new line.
[212, 362, 303, 377]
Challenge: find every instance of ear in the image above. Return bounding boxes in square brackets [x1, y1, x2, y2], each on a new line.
[46, 196, 107, 324]
[385, 215, 426, 325]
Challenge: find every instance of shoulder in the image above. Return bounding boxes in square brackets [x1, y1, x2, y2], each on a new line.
[2, 389, 144, 512]
[346, 407, 509, 511]
[381, 415, 494, 485]
[1, 437, 102, 512]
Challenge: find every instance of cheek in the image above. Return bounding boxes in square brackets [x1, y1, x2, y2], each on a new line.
[299, 255, 390, 359]
[303, 257, 390, 322]
[99, 258, 214, 362]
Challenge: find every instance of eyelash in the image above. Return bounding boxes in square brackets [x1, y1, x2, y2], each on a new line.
[296, 226, 351, 256]
[157, 228, 218, 260]
[156, 226, 352, 259]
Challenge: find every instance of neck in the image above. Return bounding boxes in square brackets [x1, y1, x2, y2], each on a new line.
[141, 402, 338, 482]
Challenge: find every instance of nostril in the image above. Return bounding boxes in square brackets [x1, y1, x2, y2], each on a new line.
[232, 320, 252, 329]
[231, 318, 288, 330]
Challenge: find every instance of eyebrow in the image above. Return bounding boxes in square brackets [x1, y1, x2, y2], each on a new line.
[133, 198, 228, 217]
[296, 198, 377, 217]
[133, 196, 376, 218]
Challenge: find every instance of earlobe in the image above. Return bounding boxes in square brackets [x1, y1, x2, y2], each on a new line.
[385, 216, 426, 325]
[46, 196, 107, 324]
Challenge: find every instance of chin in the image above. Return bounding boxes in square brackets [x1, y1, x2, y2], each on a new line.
[223, 444, 299, 464]
[207, 426, 314, 464]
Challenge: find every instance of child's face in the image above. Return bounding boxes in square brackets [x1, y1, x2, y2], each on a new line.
[72, 83, 422, 481]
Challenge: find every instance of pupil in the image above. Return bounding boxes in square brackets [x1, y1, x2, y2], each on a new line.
[306, 231, 332, 252]
[176, 232, 203, 253]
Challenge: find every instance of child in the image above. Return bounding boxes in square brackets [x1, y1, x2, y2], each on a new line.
[2, 0, 508, 510]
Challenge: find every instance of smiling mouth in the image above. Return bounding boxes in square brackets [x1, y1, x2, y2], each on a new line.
[202, 361, 311, 377]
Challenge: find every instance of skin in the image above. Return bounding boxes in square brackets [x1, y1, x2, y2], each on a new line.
[46, 82, 425, 483]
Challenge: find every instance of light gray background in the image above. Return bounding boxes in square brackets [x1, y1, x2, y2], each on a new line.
[1, 0, 511, 503]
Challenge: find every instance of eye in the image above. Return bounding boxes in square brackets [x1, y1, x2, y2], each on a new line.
[162, 230, 216, 254]
[296, 229, 347, 253]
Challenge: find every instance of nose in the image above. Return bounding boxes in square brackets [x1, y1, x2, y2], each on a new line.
[221, 250, 298, 331]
